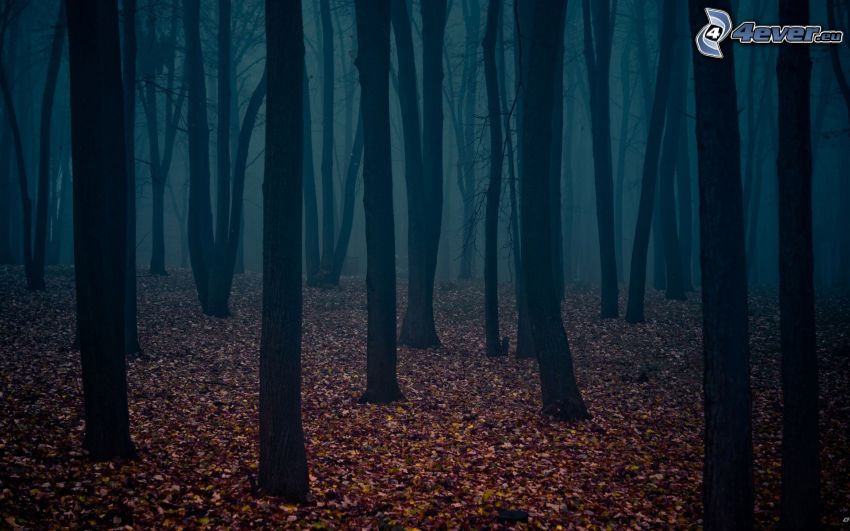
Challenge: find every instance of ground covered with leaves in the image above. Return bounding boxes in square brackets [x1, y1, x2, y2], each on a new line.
[1, 266, 848, 529]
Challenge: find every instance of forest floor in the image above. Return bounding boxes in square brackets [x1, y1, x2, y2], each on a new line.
[0, 266, 848, 530]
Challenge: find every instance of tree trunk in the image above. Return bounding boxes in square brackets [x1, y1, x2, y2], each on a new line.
[319, 0, 336, 276]
[122, 0, 140, 354]
[355, 0, 402, 404]
[482, 0, 504, 358]
[326, 109, 363, 285]
[67, 0, 135, 460]
[260, 0, 308, 502]
[393, 0, 440, 348]
[582, 0, 619, 317]
[676, 111, 694, 292]
[0, 112, 12, 264]
[828, 0, 850, 290]
[184, 0, 216, 312]
[688, 0, 753, 527]
[658, 29, 686, 301]
[31, 2, 66, 290]
[0, 22, 35, 289]
[521, 0, 589, 421]
[420, 0, 448, 336]
[625, 0, 677, 323]
[777, 1, 819, 527]
[303, 68, 321, 285]
[458, 0, 480, 281]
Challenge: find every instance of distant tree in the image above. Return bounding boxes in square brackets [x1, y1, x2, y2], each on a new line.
[354, 0, 402, 404]
[122, 0, 140, 354]
[139, 0, 184, 276]
[259, 0, 308, 502]
[828, 0, 850, 288]
[581, 0, 619, 317]
[688, 0, 753, 527]
[0, 1, 38, 289]
[625, 0, 677, 323]
[66, 0, 135, 459]
[392, 0, 440, 348]
[417, 0, 448, 342]
[656, 19, 687, 301]
[482, 0, 505, 358]
[31, 2, 66, 291]
[521, 0, 588, 421]
[457, 0, 480, 281]
[303, 67, 321, 284]
[777, 0, 819, 527]
[183, 0, 264, 316]
[318, 0, 336, 279]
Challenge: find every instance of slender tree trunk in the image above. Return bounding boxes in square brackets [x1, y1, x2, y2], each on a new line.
[828, 0, 850, 290]
[482, 0, 504, 358]
[625, 0, 677, 323]
[614, 38, 632, 285]
[582, 0, 619, 317]
[420, 0, 448, 337]
[0, 112, 12, 264]
[319, 0, 336, 276]
[303, 69, 321, 285]
[549, 11, 565, 302]
[521, 0, 589, 421]
[184, 0, 216, 312]
[658, 31, 686, 301]
[31, 3, 66, 290]
[326, 109, 363, 285]
[676, 105, 693, 292]
[355, 0, 402, 404]
[122, 0, 140, 354]
[393, 0, 440, 348]
[260, 0, 308, 502]
[458, 0, 480, 281]
[777, 1, 819, 527]
[67, 0, 135, 460]
[0, 22, 35, 288]
[688, 0, 753, 527]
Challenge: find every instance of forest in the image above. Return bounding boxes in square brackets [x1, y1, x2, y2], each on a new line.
[0, 0, 848, 528]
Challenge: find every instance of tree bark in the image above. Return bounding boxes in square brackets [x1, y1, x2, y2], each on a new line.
[67, 0, 135, 460]
[625, 0, 677, 323]
[582, 0, 619, 317]
[32, 2, 66, 291]
[122, 0, 140, 354]
[688, 0, 754, 527]
[394, 0, 440, 348]
[319, 0, 336, 276]
[260, 0, 308, 502]
[355, 0, 402, 404]
[482, 0, 504, 357]
[777, 1, 819, 527]
[521, 0, 589, 421]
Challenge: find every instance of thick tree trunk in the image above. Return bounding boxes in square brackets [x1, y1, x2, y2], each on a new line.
[688, 0, 754, 527]
[828, 0, 850, 290]
[319, 0, 335, 276]
[355, 0, 402, 404]
[67, 0, 135, 460]
[482, 0, 504, 358]
[393, 0, 440, 348]
[122, 0, 140, 354]
[777, 1, 819, 527]
[582, 0, 619, 317]
[625, 0, 677, 323]
[32, 3, 66, 291]
[260, 0, 308, 502]
[521, 0, 589, 421]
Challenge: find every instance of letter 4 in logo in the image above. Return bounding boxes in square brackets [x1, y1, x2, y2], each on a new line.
[695, 7, 844, 59]
[696, 8, 734, 59]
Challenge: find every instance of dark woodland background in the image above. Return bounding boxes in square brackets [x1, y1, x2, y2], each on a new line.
[0, 0, 848, 528]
